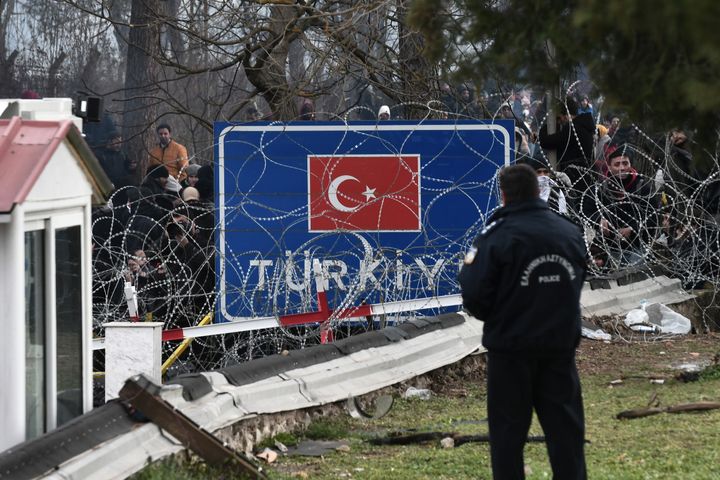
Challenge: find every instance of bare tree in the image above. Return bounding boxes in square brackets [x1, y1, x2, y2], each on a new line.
[0, 0, 19, 97]
[122, 0, 162, 175]
[2, 0, 119, 102]
[397, 0, 436, 118]
[12, 0, 445, 160]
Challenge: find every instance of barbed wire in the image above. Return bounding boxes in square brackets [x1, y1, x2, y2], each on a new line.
[92, 102, 720, 375]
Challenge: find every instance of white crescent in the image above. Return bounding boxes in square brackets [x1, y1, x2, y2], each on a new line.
[328, 175, 359, 212]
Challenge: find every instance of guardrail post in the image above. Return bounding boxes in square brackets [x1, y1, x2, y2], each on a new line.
[103, 322, 163, 402]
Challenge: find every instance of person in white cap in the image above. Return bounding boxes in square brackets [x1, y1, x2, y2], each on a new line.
[183, 163, 201, 188]
[181, 186, 200, 203]
[378, 105, 391, 120]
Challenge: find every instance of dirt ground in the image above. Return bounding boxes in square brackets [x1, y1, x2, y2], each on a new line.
[417, 332, 720, 399]
[575, 332, 720, 378]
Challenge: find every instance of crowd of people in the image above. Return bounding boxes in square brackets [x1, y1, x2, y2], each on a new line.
[92, 124, 216, 327]
[509, 94, 708, 279]
[91, 88, 715, 331]
[361, 84, 712, 282]
[399, 88, 717, 294]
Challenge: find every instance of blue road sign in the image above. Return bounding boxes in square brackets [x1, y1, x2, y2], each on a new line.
[214, 120, 514, 324]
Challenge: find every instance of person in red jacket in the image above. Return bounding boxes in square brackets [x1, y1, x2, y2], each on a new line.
[584, 143, 659, 268]
[148, 123, 189, 183]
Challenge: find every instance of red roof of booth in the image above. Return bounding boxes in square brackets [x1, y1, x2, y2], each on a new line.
[0, 116, 112, 213]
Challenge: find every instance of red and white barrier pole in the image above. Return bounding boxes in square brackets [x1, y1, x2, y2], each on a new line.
[94, 268, 464, 350]
[92, 294, 462, 350]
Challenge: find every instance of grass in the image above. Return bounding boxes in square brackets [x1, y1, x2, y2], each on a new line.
[269, 378, 720, 479]
[303, 419, 349, 440]
[133, 338, 720, 479]
[583, 378, 720, 479]
[131, 459, 232, 480]
[256, 432, 300, 451]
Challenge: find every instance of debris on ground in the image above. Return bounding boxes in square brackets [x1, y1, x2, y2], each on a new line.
[402, 387, 432, 400]
[440, 437, 454, 448]
[607, 375, 667, 387]
[284, 440, 350, 457]
[617, 401, 720, 419]
[118, 375, 267, 478]
[674, 355, 720, 382]
[368, 431, 545, 446]
[676, 370, 701, 382]
[623, 303, 692, 334]
[582, 326, 612, 341]
[346, 394, 394, 419]
[582, 303, 694, 341]
[256, 448, 278, 463]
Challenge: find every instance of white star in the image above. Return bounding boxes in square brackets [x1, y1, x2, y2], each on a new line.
[361, 186, 376, 201]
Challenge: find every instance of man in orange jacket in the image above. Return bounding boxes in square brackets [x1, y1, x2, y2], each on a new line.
[148, 123, 189, 183]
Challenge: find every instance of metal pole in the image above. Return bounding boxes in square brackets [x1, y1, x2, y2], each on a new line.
[161, 312, 213, 375]
[545, 40, 559, 169]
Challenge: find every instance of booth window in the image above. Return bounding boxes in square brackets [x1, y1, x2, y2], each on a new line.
[24, 230, 46, 439]
[55, 225, 83, 426]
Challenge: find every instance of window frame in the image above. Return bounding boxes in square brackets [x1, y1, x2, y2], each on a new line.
[23, 208, 89, 434]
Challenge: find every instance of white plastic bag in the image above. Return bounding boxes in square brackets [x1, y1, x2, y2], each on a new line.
[657, 304, 692, 334]
[581, 327, 612, 341]
[624, 308, 650, 327]
[624, 304, 691, 335]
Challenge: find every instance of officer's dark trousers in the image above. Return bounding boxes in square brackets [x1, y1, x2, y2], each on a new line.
[487, 351, 586, 480]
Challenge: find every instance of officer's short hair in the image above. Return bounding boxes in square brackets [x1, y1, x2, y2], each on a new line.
[499, 164, 539, 204]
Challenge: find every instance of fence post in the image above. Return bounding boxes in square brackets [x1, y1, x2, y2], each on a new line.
[103, 322, 163, 402]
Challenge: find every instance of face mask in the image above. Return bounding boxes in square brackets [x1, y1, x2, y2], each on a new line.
[537, 175, 551, 202]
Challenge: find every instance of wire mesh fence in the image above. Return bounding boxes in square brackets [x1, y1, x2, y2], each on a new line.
[92, 103, 720, 378]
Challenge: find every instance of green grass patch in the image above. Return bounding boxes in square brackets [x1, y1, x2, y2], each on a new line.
[256, 431, 300, 450]
[698, 361, 720, 381]
[269, 370, 720, 479]
[303, 418, 349, 440]
[131, 458, 232, 480]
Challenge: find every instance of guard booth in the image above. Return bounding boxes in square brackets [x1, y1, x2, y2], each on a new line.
[0, 100, 112, 451]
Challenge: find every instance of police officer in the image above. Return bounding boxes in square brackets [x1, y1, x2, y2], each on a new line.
[459, 164, 587, 479]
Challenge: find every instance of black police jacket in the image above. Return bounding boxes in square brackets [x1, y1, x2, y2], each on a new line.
[458, 199, 587, 353]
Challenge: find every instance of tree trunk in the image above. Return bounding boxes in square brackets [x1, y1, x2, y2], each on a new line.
[76, 48, 101, 93]
[244, 5, 301, 121]
[123, 0, 162, 181]
[0, 0, 18, 97]
[47, 51, 68, 97]
[0, 50, 19, 98]
[397, 0, 436, 119]
[164, 0, 185, 64]
[0, 0, 15, 59]
[109, 0, 130, 58]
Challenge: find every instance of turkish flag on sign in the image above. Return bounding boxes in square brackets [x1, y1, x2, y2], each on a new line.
[308, 155, 421, 232]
